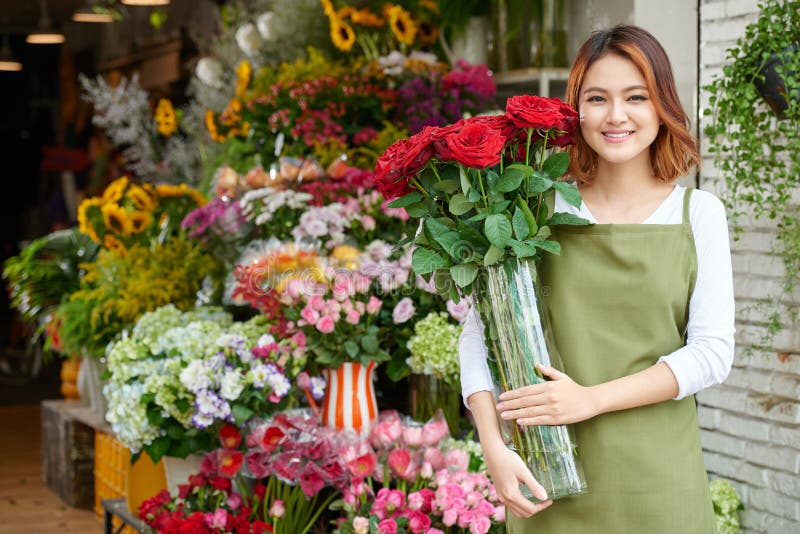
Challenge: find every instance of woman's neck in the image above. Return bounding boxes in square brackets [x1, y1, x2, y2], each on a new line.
[582, 157, 665, 200]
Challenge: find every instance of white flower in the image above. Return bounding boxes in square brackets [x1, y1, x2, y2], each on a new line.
[257, 333, 276, 347]
[408, 51, 438, 65]
[249, 363, 269, 388]
[220, 370, 244, 401]
[195, 57, 224, 88]
[267, 372, 291, 397]
[180, 360, 212, 392]
[256, 12, 275, 40]
[235, 23, 263, 56]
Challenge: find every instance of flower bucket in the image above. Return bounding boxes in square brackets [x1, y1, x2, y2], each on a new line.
[163, 454, 204, 495]
[321, 361, 378, 436]
[125, 452, 166, 515]
[473, 257, 587, 500]
[78, 355, 108, 421]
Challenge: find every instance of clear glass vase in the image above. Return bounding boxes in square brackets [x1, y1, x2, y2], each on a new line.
[472, 257, 587, 501]
[410, 374, 461, 435]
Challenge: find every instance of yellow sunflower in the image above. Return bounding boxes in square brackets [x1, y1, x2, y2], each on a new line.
[329, 15, 356, 52]
[417, 20, 438, 45]
[154, 98, 178, 136]
[337, 6, 355, 19]
[103, 234, 127, 254]
[126, 184, 158, 212]
[101, 176, 129, 204]
[388, 5, 417, 45]
[235, 60, 252, 97]
[205, 110, 224, 142]
[320, 0, 335, 17]
[101, 203, 133, 236]
[351, 8, 384, 27]
[77, 198, 103, 243]
[128, 211, 154, 234]
[419, 0, 439, 13]
[154, 183, 187, 198]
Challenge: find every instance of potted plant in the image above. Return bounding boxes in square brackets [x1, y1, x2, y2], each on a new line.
[703, 0, 800, 339]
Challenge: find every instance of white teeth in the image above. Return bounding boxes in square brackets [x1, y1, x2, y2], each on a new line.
[604, 132, 632, 138]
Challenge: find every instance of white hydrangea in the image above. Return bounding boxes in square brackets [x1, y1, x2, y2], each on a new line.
[235, 23, 263, 56]
[406, 312, 463, 383]
[240, 187, 313, 226]
[180, 359, 213, 392]
[220, 370, 245, 401]
[195, 57, 224, 88]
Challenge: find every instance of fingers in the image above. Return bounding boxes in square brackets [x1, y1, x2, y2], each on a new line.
[498, 383, 545, 401]
[499, 404, 550, 421]
[504, 494, 553, 518]
[537, 364, 567, 380]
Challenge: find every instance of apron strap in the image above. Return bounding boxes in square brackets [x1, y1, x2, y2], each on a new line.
[682, 187, 694, 227]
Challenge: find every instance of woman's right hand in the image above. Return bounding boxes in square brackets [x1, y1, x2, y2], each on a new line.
[482, 441, 554, 518]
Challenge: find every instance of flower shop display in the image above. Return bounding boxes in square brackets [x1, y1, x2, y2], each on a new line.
[406, 311, 463, 435]
[104, 304, 314, 464]
[375, 95, 591, 500]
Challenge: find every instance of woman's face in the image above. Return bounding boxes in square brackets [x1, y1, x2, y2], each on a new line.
[578, 53, 660, 169]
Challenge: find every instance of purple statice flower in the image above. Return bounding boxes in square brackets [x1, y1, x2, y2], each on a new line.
[310, 376, 326, 400]
[181, 197, 245, 240]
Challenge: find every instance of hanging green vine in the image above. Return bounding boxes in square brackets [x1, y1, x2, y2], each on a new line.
[703, 0, 800, 342]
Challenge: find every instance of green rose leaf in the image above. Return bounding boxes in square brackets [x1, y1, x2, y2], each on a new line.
[459, 166, 471, 196]
[484, 244, 504, 266]
[467, 187, 482, 203]
[547, 212, 591, 226]
[531, 238, 561, 255]
[433, 179, 460, 194]
[457, 221, 490, 247]
[536, 225, 552, 240]
[361, 335, 379, 354]
[387, 191, 423, 208]
[495, 166, 527, 192]
[436, 231, 474, 261]
[484, 214, 512, 249]
[467, 211, 489, 222]
[233, 404, 255, 426]
[449, 193, 475, 216]
[405, 201, 430, 218]
[509, 239, 538, 258]
[450, 263, 479, 288]
[512, 206, 530, 240]
[412, 247, 450, 274]
[552, 181, 583, 208]
[542, 152, 570, 179]
[425, 218, 451, 239]
[528, 171, 554, 194]
[491, 200, 511, 213]
[344, 340, 360, 358]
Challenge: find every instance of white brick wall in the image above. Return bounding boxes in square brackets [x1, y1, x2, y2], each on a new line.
[698, 1, 800, 532]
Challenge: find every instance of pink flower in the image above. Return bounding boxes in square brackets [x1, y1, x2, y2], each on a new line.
[366, 296, 383, 315]
[442, 508, 458, 527]
[371, 412, 403, 448]
[300, 306, 320, 324]
[353, 516, 370, 534]
[377, 518, 398, 534]
[428, 530, 445, 534]
[423, 447, 445, 470]
[354, 274, 371, 294]
[316, 316, 335, 334]
[402, 425, 423, 447]
[205, 508, 227, 529]
[347, 451, 378, 479]
[446, 298, 471, 323]
[407, 510, 432, 533]
[296, 371, 310, 389]
[333, 282, 351, 301]
[299, 462, 326, 497]
[445, 449, 470, 471]
[346, 309, 362, 324]
[493, 505, 506, 522]
[269, 500, 285, 518]
[226, 492, 242, 511]
[422, 418, 449, 446]
[291, 330, 307, 347]
[458, 510, 476, 529]
[361, 215, 376, 231]
[420, 462, 433, 479]
[388, 448, 415, 479]
[392, 297, 415, 324]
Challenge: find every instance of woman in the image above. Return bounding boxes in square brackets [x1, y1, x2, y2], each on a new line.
[459, 25, 734, 533]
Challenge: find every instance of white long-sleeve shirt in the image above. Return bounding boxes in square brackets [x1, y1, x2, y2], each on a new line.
[459, 185, 735, 405]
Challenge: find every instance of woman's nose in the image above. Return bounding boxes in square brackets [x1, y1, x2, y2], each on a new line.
[608, 100, 628, 124]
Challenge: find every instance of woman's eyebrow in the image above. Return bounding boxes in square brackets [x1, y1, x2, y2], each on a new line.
[582, 85, 648, 94]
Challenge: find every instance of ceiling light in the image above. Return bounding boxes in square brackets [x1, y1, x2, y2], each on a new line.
[0, 35, 22, 71]
[72, 6, 115, 23]
[26, 0, 65, 44]
[121, 0, 170, 5]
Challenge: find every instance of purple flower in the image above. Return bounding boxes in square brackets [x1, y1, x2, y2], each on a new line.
[392, 298, 416, 324]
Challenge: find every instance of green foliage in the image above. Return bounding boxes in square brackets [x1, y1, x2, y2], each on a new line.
[703, 0, 800, 340]
[710, 478, 743, 534]
[2, 229, 99, 327]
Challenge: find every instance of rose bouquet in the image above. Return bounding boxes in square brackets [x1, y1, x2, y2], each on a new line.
[374, 95, 591, 500]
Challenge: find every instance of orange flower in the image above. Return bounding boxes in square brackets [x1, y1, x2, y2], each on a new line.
[388, 5, 416, 45]
[351, 8, 384, 27]
[235, 60, 252, 97]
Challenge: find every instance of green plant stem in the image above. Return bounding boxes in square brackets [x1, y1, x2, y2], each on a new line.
[476, 169, 490, 209]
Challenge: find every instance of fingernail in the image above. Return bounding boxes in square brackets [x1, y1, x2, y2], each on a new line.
[500, 412, 510, 419]
[496, 403, 504, 410]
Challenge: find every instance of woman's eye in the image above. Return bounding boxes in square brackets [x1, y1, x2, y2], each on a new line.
[628, 94, 648, 101]
[586, 96, 604, 103]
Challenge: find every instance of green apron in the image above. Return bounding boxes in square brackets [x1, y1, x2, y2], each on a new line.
[507, 188, 716, 533]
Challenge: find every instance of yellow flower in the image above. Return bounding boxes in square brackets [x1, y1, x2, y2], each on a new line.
[77, 198, 103, 243]
[337, 6, 355, 19]
[351, 8, 384, 27]
[235, 60, 252, 97]
[331, 245, 361, 270]
[126, 184, 158, 211]
[103, 234, 127, 254]
[320, 0, 335, 16]
[101, 203, 133, 236]
[154, 98, 178, 136]
[101, 176, 129, 204]
[128, 211, 154, 234]
[205, 110, 224, 142]
[388, 5, 416, 45]
[219, 98, 243, 126]
[329, 15, 356, 52]
[419, 0, 439, 13]
[155, 183, 207, 207]
[417, 21, 438, 45]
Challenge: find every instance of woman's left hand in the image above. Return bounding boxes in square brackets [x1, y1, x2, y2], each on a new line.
[496, 364, 600, 426]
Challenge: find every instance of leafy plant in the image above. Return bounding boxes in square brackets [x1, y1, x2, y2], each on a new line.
[709, 478, 743, 534]
[703, 0, 800, 341]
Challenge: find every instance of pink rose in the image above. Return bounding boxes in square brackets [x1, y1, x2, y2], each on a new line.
[316, 316, 335, 334]
[442, 508, 458, 527]
[366, 296, 383, 315]
[446, 299, 471, 323]
[407, 510, 432, 534]
[291, 331, 307, 347]
[402, 425, 423, 447]
[353, 517, 370, 534]
[469, 516, 491, 534]
[346, 309, 362, 325]
[361, 215, 376, 231]
[445, 449, 470, 471]
[377, 518, 398, 534]
[493, 505, 505, 522]
[300, 306, 320, 325]
[392, 297, 416, 324]
[308, 295, 326, 311]
[269, 500, 285, 518]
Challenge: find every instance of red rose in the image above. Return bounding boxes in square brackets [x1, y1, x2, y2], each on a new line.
[442, 122, 505, 168]
[549, 131, 575, 148]
[464, 114, 519, 142]
[373, 129, 434, 200]
[429, 120, 465, 161]
[506, 95, 577, 132]
[211, 475, 233, 491]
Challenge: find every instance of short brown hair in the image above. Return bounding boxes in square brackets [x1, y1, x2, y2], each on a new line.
[565, 25, 700, 183]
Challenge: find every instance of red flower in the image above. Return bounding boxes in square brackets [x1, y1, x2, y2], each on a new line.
[188, 473, 207, 488]
[373, 128, 435, 201]
[387, 448, 416, 480]
[218, 450, 243, 477]
[252, 520, 274, 534]
[262, 426, 286, 452]
[407, 509, 432, 533]
[210, 475, 232, 491]
[506, 95, 578, 132]
[429, 120, 465, 161]
[347, 451, 378, 479]
[442, 122, 505, 169]
[464, 114, 519, 142]
[219, 424, 242, 450]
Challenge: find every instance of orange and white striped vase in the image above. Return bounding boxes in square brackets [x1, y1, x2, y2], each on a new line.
[321, 361, 378, 436]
